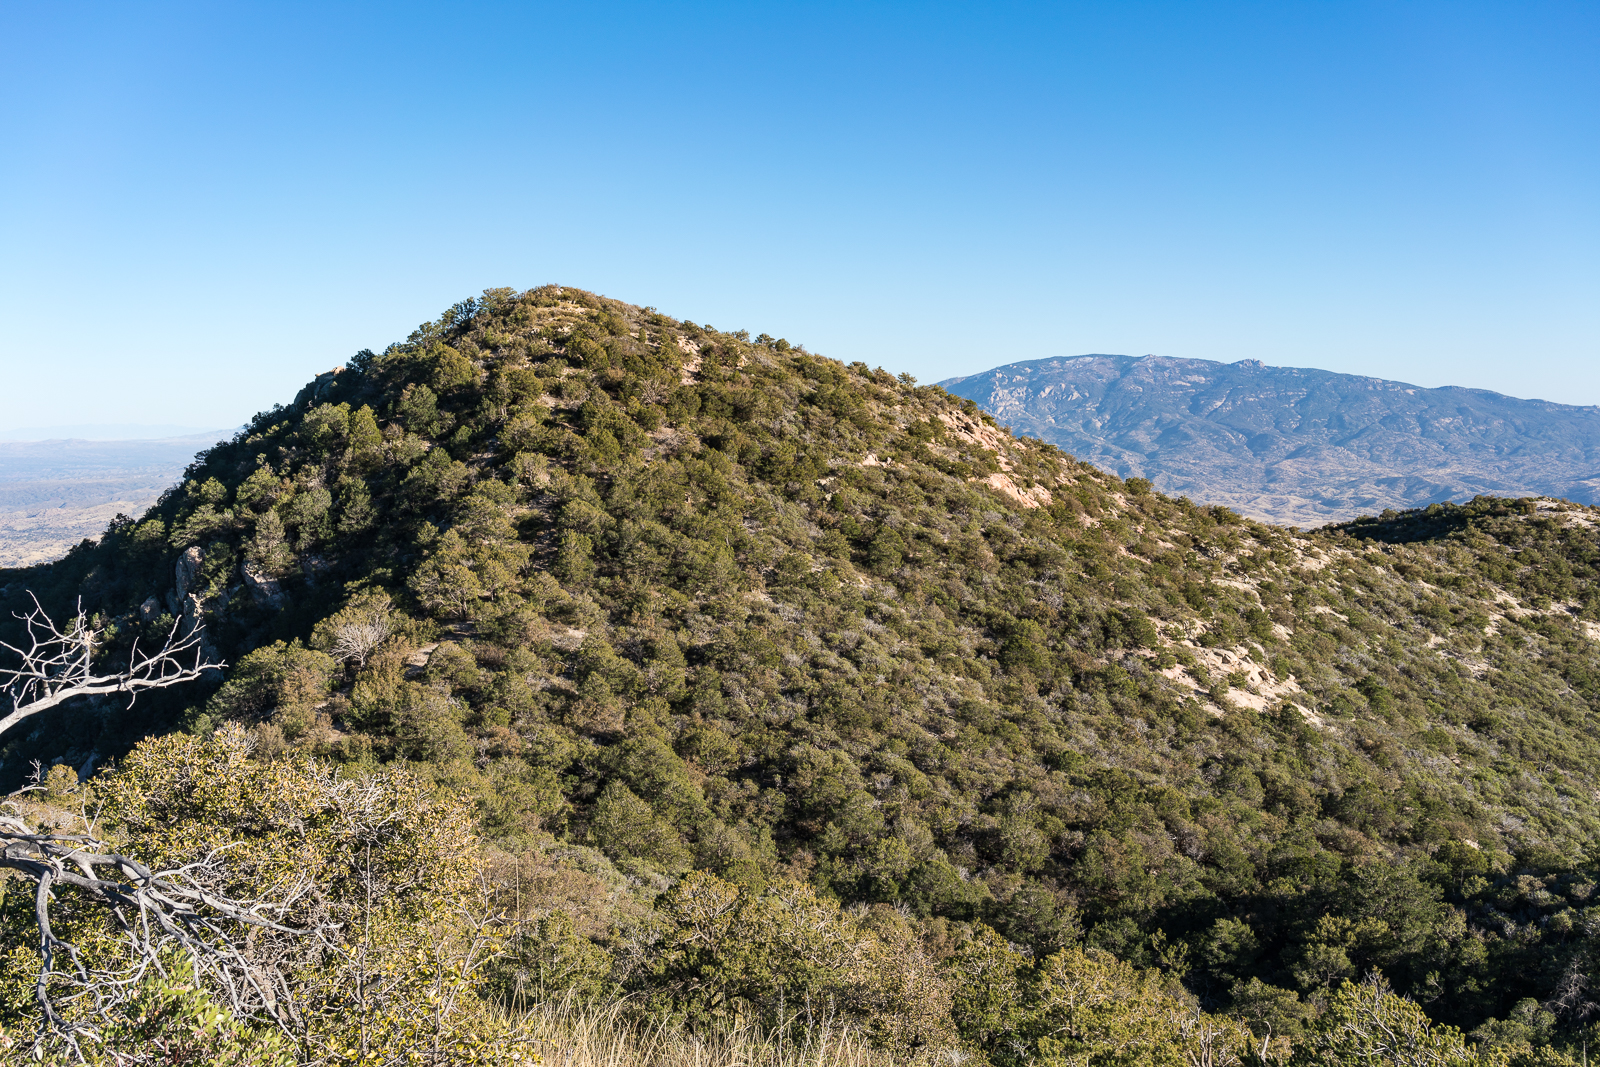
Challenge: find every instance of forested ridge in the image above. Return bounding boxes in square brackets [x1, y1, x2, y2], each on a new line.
[4, 285, 1600, 1064]
[938, 353, 1600, 528]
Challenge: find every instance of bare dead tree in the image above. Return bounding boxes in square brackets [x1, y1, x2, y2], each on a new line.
[1548, 958, 1598, 1025]
[1167, 1005, 1260, 1067]
[0, 594, 219, 743]
[328, 606, 393, 668]
[0, 797, 316, 1058]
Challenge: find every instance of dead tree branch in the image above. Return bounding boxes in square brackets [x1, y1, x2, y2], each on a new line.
[0, 800, 317, 1057]
[0, 594, 219, 743]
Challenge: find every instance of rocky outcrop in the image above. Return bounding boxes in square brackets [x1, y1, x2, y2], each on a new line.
[145, 546, 224, 673]
[240, 561, 287, 610]
[174, 546, 202, 602]
[292, 367, 345, 409]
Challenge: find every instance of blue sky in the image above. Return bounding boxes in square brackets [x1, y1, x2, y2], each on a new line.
[2, 1, 1597, 431]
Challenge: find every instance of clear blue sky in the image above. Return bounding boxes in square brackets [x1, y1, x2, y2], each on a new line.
[3, 1, 1597, 431]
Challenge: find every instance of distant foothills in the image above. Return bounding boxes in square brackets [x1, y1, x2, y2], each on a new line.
[940, 355, 1600, 528]
[0, 430, 237, 567]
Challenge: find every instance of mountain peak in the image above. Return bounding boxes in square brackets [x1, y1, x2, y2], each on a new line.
[940, 354, 1600, 527]
[4, 288, 1600, 1050]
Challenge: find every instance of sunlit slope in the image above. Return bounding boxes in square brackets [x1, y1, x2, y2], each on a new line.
[4, 287, 1600, 1033]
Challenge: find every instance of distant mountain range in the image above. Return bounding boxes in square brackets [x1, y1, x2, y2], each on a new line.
[0, 423, 221, 442]
[939, 355, 1600, 527]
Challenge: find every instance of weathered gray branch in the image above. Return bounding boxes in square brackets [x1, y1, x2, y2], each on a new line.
[0, 594, 219, 742]
[0, 801, 317, 1056]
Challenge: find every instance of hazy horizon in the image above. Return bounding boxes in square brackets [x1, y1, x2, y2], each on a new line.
[0, 424, 237, 443]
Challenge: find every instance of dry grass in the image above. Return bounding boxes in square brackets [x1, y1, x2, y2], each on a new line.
[505, 996, 890, 1067]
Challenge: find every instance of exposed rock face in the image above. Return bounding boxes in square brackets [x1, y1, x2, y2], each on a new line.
[167, 546, 203, 616]
[148, 545, 223, 671]
[941, 355, 1600, 527]
[178, 593, 204, 637]
[240, 561, 286, 610]
[174, 546, 203, 602]
[292, 367, 344, 409]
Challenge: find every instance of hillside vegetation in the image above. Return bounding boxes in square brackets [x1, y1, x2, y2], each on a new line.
[939, 353, 1600, 526]
[3, 287, 1600, 1063]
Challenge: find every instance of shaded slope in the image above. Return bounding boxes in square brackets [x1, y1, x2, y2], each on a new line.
[939, 354, 1600, 527]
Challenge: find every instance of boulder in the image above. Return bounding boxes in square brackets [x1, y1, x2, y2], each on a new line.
[240, 561, 287, 610]
[292, 367, 344, 409]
